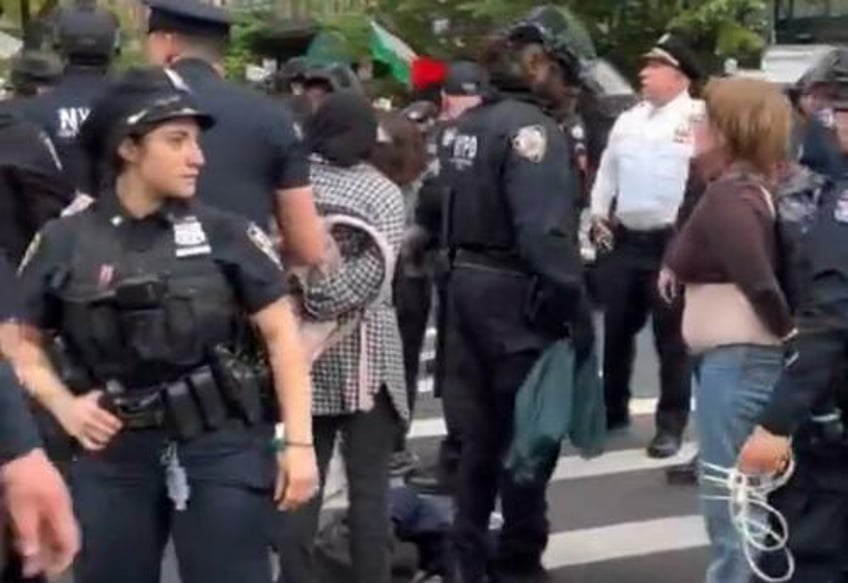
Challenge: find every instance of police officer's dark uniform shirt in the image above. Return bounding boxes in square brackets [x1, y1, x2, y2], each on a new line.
[17, 195, 288, 389]
[171, 59, 310, 227]
[415, 120, 458, 244]
[799, 116, 845, 181]
[13, 67, 112, 193]
[0, 113, 73, 265]
[0, 254, 42, 464]
[758, 184, 848, 437]
[446, 92, 582, 295]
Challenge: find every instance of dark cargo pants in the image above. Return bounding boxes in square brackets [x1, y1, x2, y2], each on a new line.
[442, 265, 559, 582]
[70, 426, 276, 583]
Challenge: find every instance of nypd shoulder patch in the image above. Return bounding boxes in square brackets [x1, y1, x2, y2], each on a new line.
[247, 223, 283, 270]
[512, 125, 547, 163]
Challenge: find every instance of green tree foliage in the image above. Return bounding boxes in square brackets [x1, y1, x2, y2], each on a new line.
[224, 9, 269, 80]
[375, 0, 769, 78]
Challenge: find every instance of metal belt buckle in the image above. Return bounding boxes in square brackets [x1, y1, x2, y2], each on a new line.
[110, 389, 164, 429]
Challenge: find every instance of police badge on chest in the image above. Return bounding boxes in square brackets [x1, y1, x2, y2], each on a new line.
[673, 123, 692, 144]
[173, 216, 211, 258]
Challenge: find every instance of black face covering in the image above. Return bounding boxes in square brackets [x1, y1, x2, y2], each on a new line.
[304, 90, 377, 168]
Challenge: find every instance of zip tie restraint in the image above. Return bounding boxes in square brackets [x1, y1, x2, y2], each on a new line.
[700, 456, 796, 583]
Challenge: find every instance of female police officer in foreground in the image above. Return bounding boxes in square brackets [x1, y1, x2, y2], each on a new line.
[9, 67, 318, 583]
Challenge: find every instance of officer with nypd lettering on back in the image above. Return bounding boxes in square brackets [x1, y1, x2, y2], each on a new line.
[11, 0, 119, 195]
[142, 0, 325, 268]
[10, 67, 318, 583]
[438, 19, 590, 583]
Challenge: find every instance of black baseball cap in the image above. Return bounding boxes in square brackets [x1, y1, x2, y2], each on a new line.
[443, 61, 487, 97]
[643, 34, 703, 82]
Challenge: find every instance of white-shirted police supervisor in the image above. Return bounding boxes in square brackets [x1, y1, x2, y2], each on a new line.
[590, 34, 705, 460]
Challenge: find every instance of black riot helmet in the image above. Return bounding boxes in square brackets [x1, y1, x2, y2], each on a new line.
[504, 5, 592, 87]
[7, 50, 62, 96]
[278, 57, 310, 89]
[53, 0, 120, 66]
[78, 67, 214, 191]
[303, 63, 363, 95]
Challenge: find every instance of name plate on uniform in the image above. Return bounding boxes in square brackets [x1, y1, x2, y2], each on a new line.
[174, 216, 211, 258]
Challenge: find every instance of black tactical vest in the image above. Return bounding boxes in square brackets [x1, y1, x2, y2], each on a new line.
[444, 102, 517, 252]
[55, 210, 241, 389]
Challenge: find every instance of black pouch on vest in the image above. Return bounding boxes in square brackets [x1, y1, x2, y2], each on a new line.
[189, 367, 229, 430]
[163, 380, 204, 441]
[87, 303, 126, 363]
[115, 277, 170, 361]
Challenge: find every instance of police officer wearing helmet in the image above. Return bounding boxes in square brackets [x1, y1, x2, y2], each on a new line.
[143, 0, 325, 267]
[403, 61, 488, 494]
[11, 67, 318, 583]
[0, 110, 73, 268]
[4, 50, 62, 99]
[734, 170, 848, 581]
[13, 0, 119, 195]
[506, 6, 590, 202]
[439, 23, 588, 583]
[277, 56, 310, 96]
[272, 57, 312, 125]
[302, 62, 364, 114]
[590, 34, 703, 459]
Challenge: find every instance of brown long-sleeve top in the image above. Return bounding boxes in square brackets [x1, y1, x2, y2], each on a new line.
[664, 164, 793, 338]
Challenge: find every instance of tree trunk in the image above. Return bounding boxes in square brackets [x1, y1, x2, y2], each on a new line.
[23, 0, 60, 49]
[19, 0, 31, 45]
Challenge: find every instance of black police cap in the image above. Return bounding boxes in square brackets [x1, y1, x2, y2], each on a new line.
[144, 0, 231, 38]
[644, 34, 703, 82]
[54, 2, 119, 59]
[79, 67, 214, 163]
[8, 50, 62, 86]
[443, 61, 487, 97]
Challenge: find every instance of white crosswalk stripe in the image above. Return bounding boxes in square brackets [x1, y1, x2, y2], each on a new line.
[405, 327, 710, 581]
[61, 327, 706, 582]
[319, 363, 709, 581]
[379, 326, 710, 580]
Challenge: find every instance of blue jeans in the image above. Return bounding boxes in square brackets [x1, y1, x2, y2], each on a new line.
[694, 344, 783, 583]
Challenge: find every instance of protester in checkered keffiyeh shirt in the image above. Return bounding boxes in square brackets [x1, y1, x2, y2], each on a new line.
[275, 91, 407, 583]
[303, 155, 408, 421]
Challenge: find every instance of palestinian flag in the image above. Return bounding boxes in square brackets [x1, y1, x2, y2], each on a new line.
[369, 20, 446, 89]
